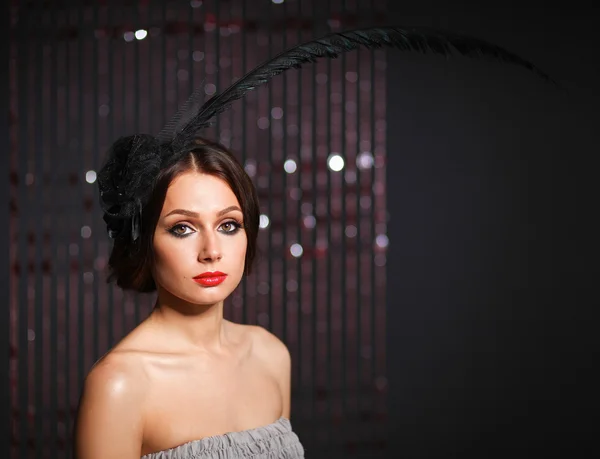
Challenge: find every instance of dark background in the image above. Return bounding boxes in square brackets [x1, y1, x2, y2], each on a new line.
[3, 1, 598, 458]
[386, 2, 598, 458]
[3, 2, 10, 457]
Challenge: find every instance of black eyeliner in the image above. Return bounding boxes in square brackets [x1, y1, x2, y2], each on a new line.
[219, 220, 244, 235]
[167, 223, 194, 238]
[166, 220, 244, 238]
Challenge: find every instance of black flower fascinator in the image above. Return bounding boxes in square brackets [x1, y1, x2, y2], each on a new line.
[97, 26, 553, 242]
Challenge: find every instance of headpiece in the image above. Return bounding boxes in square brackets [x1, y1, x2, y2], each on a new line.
[97, 26, 553, 241]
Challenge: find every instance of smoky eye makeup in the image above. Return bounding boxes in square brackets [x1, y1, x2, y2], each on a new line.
[166, 219, 244, 238]
[219, 219, 244, 235]
[167, 223, 195, 238]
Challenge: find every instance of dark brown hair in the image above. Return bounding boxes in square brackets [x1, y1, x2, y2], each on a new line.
[107, 139, 260, 293]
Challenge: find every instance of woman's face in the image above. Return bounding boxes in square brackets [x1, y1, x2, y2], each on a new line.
[152, 171, 247, 306]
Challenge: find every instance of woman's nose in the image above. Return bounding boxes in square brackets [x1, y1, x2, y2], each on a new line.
[197, 232, 222, 262]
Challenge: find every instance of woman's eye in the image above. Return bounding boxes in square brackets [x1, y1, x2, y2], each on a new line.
[169, 224, 193, 237]
[220, 221, 241, 233]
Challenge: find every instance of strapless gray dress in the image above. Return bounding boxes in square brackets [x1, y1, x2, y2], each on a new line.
[141, 417, 305, 459]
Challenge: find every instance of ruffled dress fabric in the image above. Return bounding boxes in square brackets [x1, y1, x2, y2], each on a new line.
[141, 417, 304, 459]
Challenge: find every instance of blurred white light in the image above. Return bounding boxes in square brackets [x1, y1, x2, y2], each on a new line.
[98, 104, 110, 117]
[303, 215, 316, 229]
[123, 31, 135, 42]
[345, 225, 357, 238]
[271, 107, 284, 119]
[257, 282, 270, 295]
[356, 151, 374, 169]
[259, 214, 270, 229]
[290, 243, 303, 258]
[85, 170, 97, 184]
[289, 188, 302, 200]
[374, 254, 387, 267]
[219, 129, 231, 142]
[345, 71, 358, 83]
[177, 69, 189, 81]
[190, 0, 203, 7]
[81, 226, 92, 239]
[375, 234, 389, 248]
[301, 202, 313, 215]
[360, 196, 372, 209]
[204, 83, 216, 95]
[315, 73, 328, 84]
[272, 0, 285, 4]
[244, 159, 257, 177]
[257, 117, 270, 129]
[286, 279, 298, 292]
[135, 29, 148, 40]
[327, 154, 345, 172]
[283, 159, 297, 174]
[192, 51, 205, 62]
[257, 177, 269, 189]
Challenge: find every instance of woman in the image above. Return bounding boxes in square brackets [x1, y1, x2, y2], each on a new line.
[74, 139, 305, 458]
[72, 25, 547, 459]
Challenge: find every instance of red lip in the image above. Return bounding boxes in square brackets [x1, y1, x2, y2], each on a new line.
[193, 271, 227, 287]
[194, 271, 226, 279]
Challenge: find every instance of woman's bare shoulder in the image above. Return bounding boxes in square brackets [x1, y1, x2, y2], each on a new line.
[84, 347, 149, 404]
[74, 344, 150, 458]
[83, 320, 161, 402]
[245, 324, 292, 416]
[245, 324, 291, 367]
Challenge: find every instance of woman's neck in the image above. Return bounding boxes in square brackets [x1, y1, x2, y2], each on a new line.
[146, 289, 231, 354]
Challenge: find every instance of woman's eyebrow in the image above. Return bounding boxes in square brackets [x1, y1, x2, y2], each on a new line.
[164, 208, 198, 218]
[216, 205, 242, 217]
[164, 206, 242, 219]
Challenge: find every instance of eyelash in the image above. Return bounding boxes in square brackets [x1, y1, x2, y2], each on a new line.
[168, 220, 244, 239]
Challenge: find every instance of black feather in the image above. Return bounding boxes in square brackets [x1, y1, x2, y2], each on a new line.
[157, 78, 206, 144]
[167, 25, 555, 148]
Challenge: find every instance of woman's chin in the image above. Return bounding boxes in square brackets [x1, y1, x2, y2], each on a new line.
[189, 282, 239, 303]
[158, 284, 227, 306]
